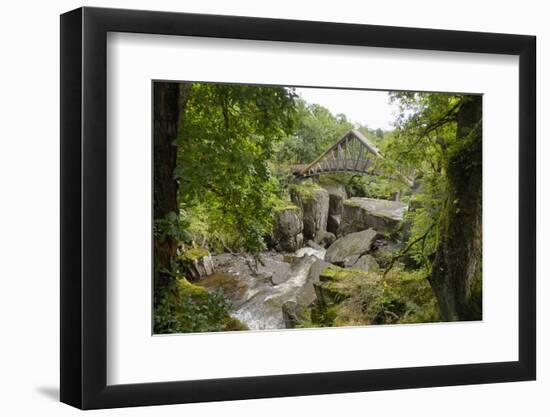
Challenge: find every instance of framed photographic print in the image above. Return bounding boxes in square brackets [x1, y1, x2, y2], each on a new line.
[60, 6, 536, 409]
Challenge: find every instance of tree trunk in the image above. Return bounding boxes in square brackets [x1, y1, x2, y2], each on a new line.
[153, 82, 180, 295]
[430, 96, 482, 321]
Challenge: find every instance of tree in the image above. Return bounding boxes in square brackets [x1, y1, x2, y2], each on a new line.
[274, 100, 354, 164]
[430, 96, 482, 320]
[153, 82, 180, 295]
[175, 83, 298, 253]
[387, 92, 482, 321]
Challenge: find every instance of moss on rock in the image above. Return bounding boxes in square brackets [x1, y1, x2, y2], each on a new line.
[176, 277, 209, 300]
[289, 180, 324, 201]
[181, 246, 210, 262]
[273, 199, 301, 213]
[221, 316, 250, 331]
[289, 180, 329, 240]
[309, 265, 440, 328]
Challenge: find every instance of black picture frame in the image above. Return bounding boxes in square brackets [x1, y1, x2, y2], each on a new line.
[60, 6, 536, 410]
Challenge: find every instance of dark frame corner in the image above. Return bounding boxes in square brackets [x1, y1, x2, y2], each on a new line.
[60, 6, 536, 410]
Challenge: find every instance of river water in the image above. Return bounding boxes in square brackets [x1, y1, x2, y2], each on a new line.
[198, 247, 325, 330]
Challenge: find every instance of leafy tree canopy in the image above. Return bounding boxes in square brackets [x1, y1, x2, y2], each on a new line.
[175, 83, 298, 253]
[383, 92, 480, 276]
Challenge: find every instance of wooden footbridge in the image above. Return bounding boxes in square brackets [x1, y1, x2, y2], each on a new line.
[293, 130, 413, 185]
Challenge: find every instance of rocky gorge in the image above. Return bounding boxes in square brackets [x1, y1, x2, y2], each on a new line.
[181, 180, 418, 330]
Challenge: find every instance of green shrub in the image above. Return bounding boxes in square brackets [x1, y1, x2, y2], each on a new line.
[154, 278, 248, 334]
[310, 265, 440, 327]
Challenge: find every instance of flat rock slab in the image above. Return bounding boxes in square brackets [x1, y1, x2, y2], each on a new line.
[325, 228, 378, 266]
[339, 197, 408, 237]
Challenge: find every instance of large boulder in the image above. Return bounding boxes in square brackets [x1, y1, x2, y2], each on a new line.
[325, 228, 378, 266]
[320, 183, 347, 216]
[338, 197, 408, 237]
[290, 183, 329, 240]
[272, 206, 304, 252]
[341, 254, 361, 268]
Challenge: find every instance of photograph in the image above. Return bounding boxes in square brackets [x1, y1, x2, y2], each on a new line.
[152, 81, 483, 334]
[0, 0, 543, 413]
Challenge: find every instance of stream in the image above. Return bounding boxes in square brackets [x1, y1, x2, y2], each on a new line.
[197, 247, 325, 330]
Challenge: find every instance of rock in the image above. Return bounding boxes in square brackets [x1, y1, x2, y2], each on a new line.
[338, 197, 408, 237]
[270, 270, 290, 285]
[293, 255, 326, 307]
[221, 316, 250, 331]
[290, 183, 329, 240]
[308, 258, 331, 284]
[196, 271, 249, 301]
[314, 265, 380, 308]
[306, 240, 324, 251]
[180, 247, 214, 280]
[255, 255, 291, 285]
[314, 230, 336, 248]
[282, 300, 309, 328]
[351, 254, 380, 272]
[204, 252, 324, 330]
[320, 183, 347, 216]
[272, 206, 304, 252]
[296, 233, 304, 249]
[325, 228, 378, 266]
[342, 255, 361, 268]
[283, 254, 295, 263]
[327, 214, 341, 235]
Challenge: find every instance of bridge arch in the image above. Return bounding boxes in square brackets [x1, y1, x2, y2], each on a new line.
[293, 129, 413, 185]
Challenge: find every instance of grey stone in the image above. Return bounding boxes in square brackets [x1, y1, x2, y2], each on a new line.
[282, 300, 309, 329]
[351, 254, 380, 272]
[325, 228, 378, 266]
[327, 214, 341, 235]
[342, 255, 361, 268]
[291, 186, 330, 240]
[320, 183, 348, 216]
[314, 230, 336, 248]
[306, 240, 324, 251]
[294, 256, 328, 307]
[250, 253, 293, 285]
[185, 253, 214, 280]
[296, 233, 304, 249]
[272, 207, 304, 252]
[338, 197, 407, 237]
[307, 258, 331, 284]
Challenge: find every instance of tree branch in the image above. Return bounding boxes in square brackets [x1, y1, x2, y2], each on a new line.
[393, 101, 462, 164]
[382, 222, 436, 279]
